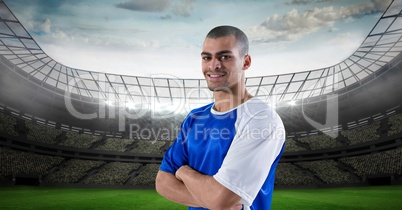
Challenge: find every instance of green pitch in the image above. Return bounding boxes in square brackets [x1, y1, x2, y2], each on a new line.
[0, 185, 401, 209]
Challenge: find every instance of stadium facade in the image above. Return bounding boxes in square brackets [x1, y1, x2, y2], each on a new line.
[0, 0, 401, 188]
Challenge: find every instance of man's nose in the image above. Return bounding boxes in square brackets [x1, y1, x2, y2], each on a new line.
[209, 58, 221, 70]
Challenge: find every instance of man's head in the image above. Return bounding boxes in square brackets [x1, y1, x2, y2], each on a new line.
[206, 25, 249, 57]
[201, 26, 251, 92]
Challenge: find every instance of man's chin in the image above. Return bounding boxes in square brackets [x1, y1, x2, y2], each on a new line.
[210, 86, 230, 92]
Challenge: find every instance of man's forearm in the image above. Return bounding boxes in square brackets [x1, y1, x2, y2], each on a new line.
[176, 165, 241, 210]
[155, 170, 203, 207]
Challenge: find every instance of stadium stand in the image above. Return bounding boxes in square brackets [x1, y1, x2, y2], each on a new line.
[130, 140, 166, 154]
[26, 121, 62, 145]
[283, 138, 307, 152]
[0, 113, 18, 136]
[1, 103, 402, 188]
[94, 138, 135, 152]
[130, 164, 161, 186]
[275, 163, 321, 186]
[339, 148, 402, 178]
[388, 114, 402, 136]
[59, 131, 102, 149]
[47, 159, 105, 184]
[295, 160, 359, 184]
[0, 148, 64, 177]
[298, 134, 344, 150]
[341, 121, 381, 145]
[84, 162, 142, 185]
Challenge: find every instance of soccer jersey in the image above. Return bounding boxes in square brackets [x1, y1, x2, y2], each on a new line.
[160, 97, 286, 210]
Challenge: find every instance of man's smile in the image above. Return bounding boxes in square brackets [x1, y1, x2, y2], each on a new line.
[207, 72, 226, 81]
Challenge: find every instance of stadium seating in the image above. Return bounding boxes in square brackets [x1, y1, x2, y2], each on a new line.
[84, 162, 141, 185]
[1, 108, 402, 188]
[388, 114, 402, 136]
[341, 121, 380, 145]
[130, 140, 166, 154]
[284, 138, 307, 152]
[295, 160, 359, 184]
[298, 134, 343, 150]
[130, 164, 160, 186]
[47, 159, 104, 183]
[25, 121, 62, 145]
[339, 148, 402, 178]
[59, 131, 102, 149]
[94, 138, 134, 152]
[0, 113, 18, 136]
[0, 148, 64, 177]
[275, 163, 321, 186]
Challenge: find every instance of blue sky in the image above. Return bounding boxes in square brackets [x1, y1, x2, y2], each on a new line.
[4, 0, 393, 79]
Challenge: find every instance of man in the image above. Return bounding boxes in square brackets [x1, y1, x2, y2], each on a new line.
[155, 25, 285, 210]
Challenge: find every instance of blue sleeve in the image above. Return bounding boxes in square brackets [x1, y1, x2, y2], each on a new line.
[159, 116, 190, 174]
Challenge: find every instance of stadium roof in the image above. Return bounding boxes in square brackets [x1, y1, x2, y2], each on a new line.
[0, 0, 401, 109]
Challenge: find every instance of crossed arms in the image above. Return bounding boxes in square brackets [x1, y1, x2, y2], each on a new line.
[155, 165, 242, 210]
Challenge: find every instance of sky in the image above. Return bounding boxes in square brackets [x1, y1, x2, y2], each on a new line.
[4, 0, 394, 79]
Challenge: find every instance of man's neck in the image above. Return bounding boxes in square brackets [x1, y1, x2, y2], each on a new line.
[212, 89, 252, 112]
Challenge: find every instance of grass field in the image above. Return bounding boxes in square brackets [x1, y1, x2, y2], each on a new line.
[0, 185, 401, 209]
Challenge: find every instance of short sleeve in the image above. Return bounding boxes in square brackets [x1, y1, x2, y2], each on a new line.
[159, 118, 189, 174]
[213, 108, 286, 206]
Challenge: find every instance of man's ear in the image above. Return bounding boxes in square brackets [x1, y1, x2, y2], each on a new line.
[243, 54, 251, 70]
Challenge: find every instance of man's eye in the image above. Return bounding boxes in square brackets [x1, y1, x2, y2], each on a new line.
[202, 57, 211, 61]
[220, 55, 231, 60]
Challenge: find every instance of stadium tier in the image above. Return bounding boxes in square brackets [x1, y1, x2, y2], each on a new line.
[0, 0, 402, 188]
[1, 106, 401, 187]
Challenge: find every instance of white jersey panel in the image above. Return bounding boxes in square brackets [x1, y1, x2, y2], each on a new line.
[213, 97, 286, 207]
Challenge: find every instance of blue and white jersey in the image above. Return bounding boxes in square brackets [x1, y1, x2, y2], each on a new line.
[160, 97, 286, 210]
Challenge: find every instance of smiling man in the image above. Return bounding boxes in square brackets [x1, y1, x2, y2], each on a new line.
[155, 25, 286, 210]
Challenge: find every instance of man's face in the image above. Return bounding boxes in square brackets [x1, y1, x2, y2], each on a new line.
[201, 35, 249, 92]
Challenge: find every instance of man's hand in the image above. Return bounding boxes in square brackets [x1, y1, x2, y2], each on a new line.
[175, 165, 191, 181]
[175, 165, 242, 210]
[155, 170, 202, 207]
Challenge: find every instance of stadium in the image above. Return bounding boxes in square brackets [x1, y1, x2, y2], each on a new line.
[0, 0, 401, 209]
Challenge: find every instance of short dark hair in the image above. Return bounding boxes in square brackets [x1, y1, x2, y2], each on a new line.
[206, 25, 249, 56]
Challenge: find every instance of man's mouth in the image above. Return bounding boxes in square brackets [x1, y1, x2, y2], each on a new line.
[207, 73, 225, 78]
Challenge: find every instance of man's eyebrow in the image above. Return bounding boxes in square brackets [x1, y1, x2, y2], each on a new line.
[216, 50, 233, 55]
[201, 52, 211, 56]
[201, 50, 233, 56]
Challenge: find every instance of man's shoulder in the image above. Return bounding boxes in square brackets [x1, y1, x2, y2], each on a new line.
[241, 97, 273, 113]
[240, 97, 282, 122]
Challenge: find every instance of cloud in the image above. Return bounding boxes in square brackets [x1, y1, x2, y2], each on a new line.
[115, 0, 194, 17]
[34, 18, 51, 34]
[7, 0, 82, 16]
[115, 0, 170, 12]
[286, 0, 311, 5]
[27, 17, 144, 51]
[171, 0, 194, 17]
[328, 32, 360, 49]
[248, 0, 389, 43]
[160, 15, 172, 20]
[371, 0, 394, 11]
[286, 0, 332, 6]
